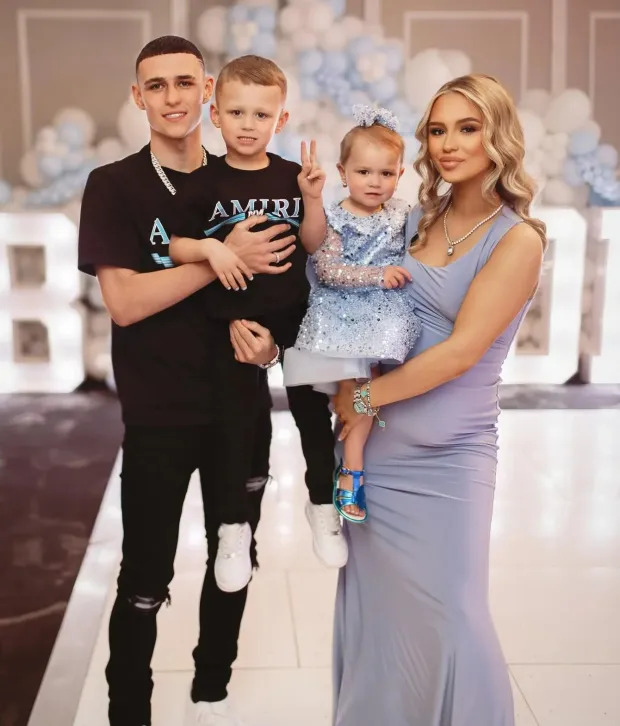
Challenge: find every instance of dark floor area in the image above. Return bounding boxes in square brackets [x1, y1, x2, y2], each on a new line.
[0, 393, 122, 726]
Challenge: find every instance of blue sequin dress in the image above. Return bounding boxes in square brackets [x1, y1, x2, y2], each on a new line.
[283, 199, 421, 391]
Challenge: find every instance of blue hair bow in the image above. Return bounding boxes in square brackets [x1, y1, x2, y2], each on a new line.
[352, 104, 399, 132]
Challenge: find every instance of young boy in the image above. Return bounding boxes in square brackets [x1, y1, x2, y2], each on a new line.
[170, 55, 348, 576]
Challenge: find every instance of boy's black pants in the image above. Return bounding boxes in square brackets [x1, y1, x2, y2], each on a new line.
[259, 300, 335, 506]
[106, 405, 272, 726]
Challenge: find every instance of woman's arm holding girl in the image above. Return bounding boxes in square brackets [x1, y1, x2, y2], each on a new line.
[335, 222, 543, 430]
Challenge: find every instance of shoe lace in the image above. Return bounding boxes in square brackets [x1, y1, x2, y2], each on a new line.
[219, 524, 246, 558]
[316, 505, 340, 535]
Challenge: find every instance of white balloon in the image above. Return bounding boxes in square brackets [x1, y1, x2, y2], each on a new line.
[52, 108, 96, 146]
[196, 6, 228, 55]
[339, 15, 365, 40]
[276, 39, 298, 67]
[279, 5, 304, 35]
[519, 88, 551, 117]
[543, 178, 576, 206]
[578, 119, 601, 144]
[306, 2, 335, 33]
[405, 49, 453, 111]
[597, 144, 619, 169]
[296, 99, 320, 125]
[85, 337, 112, 381]
[290, 29, 319, 51]
[518, 109, 546, 151]
[117, 98, 150, 151]
[201, 121, 227, 156]
[36, 126, 58, 152]
[319, 23, 349, 51]
[544, 89, 592, 134]
[316, 109, 339, 133]
[439, 49, 472, 78]
[313, 132, 337, 162]
[20, 149, 44, 188]
[96, 137, 126, 164]
[283, 69, 301, 108]
[541, 151, 564, 177]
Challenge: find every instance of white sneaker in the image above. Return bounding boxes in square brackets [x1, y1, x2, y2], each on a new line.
[214, 522, 252, 592]
[187, 697, 244, 725]
[305, 502, 348, 568]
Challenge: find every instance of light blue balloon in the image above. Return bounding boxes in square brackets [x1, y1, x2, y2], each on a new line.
[322, 50, 349, 76]
[226, 32, 239, 56]
[367, 76, 398, 105]
[277, 132, 302, 162]
[253, 6, 276, 31]
[0, 179, 12, 206]
[348, 36, 376, 58]
[298, 49, 324, 76]
[38, 154, 64, 180]
[383, 43, 404, 73]
[229, 5, 250, 23]
[56, 120, 88, 150]
[328, 0, 346, 18]
[346, 90, 372, 110]
[346, 67, 365, 90]
[568, 129, 599, 157]
[63, 150, 85, 172]
[563, 158, 583, 187]
[389, 99, 420, 134]
[252, 32, 276, 57]
[597, 143, 619, 169]
[299, 75, 321, 100]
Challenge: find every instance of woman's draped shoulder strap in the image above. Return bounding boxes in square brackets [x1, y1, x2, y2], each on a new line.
[405, 205, 424, 244]
[474, 207, 525, 272]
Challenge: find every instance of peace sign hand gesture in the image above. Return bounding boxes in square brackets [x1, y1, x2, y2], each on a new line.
[297, 140, 326, 200]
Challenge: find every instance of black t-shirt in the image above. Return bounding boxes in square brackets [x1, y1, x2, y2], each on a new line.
[78, 145, 262, 426]
[175, 153, 310, 320]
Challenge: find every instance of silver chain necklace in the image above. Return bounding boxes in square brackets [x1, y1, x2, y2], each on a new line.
[150, 146, 207, 195]
[443, 202, 503, 256]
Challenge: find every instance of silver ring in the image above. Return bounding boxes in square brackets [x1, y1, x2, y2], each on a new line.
[273, 251, 280, 264]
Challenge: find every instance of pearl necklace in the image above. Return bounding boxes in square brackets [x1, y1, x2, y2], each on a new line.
[150, 146, 207, 195]
[443, 203, 503, 256]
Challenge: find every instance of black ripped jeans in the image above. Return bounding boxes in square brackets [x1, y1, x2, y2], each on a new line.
[106, 406, 272, 726]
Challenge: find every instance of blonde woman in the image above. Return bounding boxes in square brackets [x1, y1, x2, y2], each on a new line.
[331, 74, 546, 725]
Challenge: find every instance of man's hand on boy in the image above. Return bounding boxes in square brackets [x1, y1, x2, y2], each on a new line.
[203, 239, 252, 291]
[298, 140, 326, 200]
[224, 216, 296, 274]
[229, 319, 277, 366]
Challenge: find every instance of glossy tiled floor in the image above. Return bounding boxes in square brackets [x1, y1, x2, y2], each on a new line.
[71, 410, 620, 726]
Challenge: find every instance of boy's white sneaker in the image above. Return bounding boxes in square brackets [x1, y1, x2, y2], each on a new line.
[305, 502, 348, 568]
[186, 697, 243, 725]
[214, 522, 252, 592]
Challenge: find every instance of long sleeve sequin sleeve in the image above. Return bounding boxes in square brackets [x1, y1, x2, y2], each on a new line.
[312, 227, 384, 289]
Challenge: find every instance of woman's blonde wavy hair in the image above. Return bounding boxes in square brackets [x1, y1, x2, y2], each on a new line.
[413, 73, 546, 249]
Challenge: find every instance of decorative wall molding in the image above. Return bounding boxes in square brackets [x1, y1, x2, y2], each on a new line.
[402, 10, 530, 100]
[17, 9, 152, 152]
[588, 11, 620, 106]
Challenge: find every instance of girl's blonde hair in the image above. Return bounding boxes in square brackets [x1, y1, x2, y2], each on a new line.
[340, 124, 405, 165]
[413, 73, 546, 248]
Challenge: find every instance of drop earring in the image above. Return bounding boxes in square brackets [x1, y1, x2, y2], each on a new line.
[342, 180, 348, 188]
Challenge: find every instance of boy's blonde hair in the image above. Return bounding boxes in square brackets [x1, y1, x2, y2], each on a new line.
[216, 55, 287, 100]
[339, 124, 405, 165]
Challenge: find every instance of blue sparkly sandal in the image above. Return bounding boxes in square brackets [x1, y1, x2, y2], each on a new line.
[333, 462, 368, 524]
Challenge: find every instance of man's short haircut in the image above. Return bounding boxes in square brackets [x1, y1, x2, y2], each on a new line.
[135, 35, 205, 75]
[216, 55, 287, 100]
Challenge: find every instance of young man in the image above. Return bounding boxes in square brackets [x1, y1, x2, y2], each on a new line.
[170, 55, 347, 571]
[78, 36, 295, 726]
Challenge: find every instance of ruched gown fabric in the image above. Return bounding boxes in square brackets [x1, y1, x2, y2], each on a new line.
[333, 206, 531, 726]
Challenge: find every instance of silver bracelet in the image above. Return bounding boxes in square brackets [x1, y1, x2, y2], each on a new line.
[258, 344, 280, 370]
